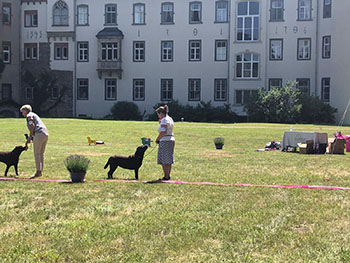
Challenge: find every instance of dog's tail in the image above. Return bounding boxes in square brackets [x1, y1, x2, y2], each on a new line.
[104, 158, 111, 169]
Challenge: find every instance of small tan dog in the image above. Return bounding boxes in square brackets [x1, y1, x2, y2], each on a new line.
[87, 137, 96, 145]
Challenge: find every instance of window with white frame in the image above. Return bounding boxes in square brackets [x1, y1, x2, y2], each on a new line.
[54, 43, 68, 60]
[133, 3, 145, 24]
[235, 90, 257, 105]
[216, 1, 228, 22]
[298, 0, 311, 20]
[2, 42, 11, 64]
[188, 79, 201, 101]
[269, 78, 282, 90]
[105, 79, 117, 100]
[322, 36, 331, 59]
[236, 53, 259, 79]
[2, 3, 11, 24]
[215, 40, 227, 61]
[237, 1, 259, 41]
[189, 2, 202, 23]
[77, 79, 88, 100]
[321, 78, 330, 102]
[270, 39, 283, 60]
[296, 78, 310, 94]
[25, 10, 38, 27]
[270, 0, 283, 21]
[161, 41, 173, 62]
[323, 0, 331, 18]
[161, 2, 174, 24]
[101, 42, 118, 61]
[105, 4, 117, 25]
[50, 87, 58, 99]
[189, 40, 201, 61]
[77, 42, 88, 62]
[161, 79, 173, 101]
[24, 43, 38, 60]
[297, 38, 311, 60]
[214, 79, 227, 101]
[77, 5, 88, 25]
[24, 87, 34, 100]
[133, 79, 145, 101]
[133, 41, 145, 62]
[53, 0, 69, 26]
[1, 84, 12, 100]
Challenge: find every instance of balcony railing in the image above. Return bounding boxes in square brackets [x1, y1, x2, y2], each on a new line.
[97, 60, 122, 79]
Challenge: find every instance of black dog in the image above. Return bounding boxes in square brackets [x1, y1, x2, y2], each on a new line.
[104, 145, 148, 180]
[0, 146, 26, 177]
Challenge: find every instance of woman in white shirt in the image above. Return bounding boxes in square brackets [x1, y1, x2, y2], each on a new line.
[155, 105, 175, 180]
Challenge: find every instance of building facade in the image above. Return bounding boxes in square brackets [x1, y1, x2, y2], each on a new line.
[1, 0, 349, 122]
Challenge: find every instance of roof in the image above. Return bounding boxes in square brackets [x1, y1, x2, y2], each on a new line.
[96, 27, 124, 39]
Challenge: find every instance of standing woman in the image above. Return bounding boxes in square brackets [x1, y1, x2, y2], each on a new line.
[155, 105, 175, 180]
[20, 105, 49, 178]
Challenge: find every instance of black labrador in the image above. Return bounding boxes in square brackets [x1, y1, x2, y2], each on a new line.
[0, 146, 27, 177]
[104, 145, 148, 180]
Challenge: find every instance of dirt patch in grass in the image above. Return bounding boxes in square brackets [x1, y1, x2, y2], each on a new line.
[200, 150, 237, 158]
[73, 152, 110, 157]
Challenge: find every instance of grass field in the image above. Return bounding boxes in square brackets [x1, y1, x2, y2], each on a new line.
[0, 118, 349, 262]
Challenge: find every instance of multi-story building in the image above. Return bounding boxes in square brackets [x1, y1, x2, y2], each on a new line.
[1, 0, 349, 123]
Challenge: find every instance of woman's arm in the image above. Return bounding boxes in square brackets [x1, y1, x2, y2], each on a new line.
[26, 117, 35, 146]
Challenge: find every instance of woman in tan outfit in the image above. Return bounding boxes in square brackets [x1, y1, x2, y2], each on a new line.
[20, 105, 49, 178]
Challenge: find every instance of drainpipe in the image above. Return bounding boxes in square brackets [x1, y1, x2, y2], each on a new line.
[73, 0, 77, 116]
[19, 1, 22, 116]
[228, 0, 231, 105]
[264, 0, 269, 91]
[314, 0, 320, 96]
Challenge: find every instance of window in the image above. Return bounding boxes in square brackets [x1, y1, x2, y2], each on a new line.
[322, 36, 331, 59]
[296, 78, 310, 94]
[77, 42, 88, 62]
[188, 79, 201, 101]
[24, 87, 34, 100]
[236, 53, 259, 79]
[189, 2, 202, 23]
[50, 87, 58, 99]
[298, 0, 311, 21]
[2, 3, 11, 24]
[105, 4, 117, 25]
[237, 1, 259, 41]
[161, 41, 173, 62]
[323, 0, 331, 18]
[189, 40, 201, 61]
[133, 79, 145, 101]
[77, 79, 88, 100]
[216, 1, 228, 22]
[321, 78, 330, 102]
[133, 3, 145, 25]
[24, 43, 38, 60]
[53, 0, 69, 26]
[101, 43, 118, 61]
[269, 79, 282, 90]
[214, 79, 227, 101]
[77, 5, 88, 25]
[297, 38, 311, 60]
[54, 43, 68, 60]
[215, 40, 227, 61]
[270, 0, 283, 21]
[1, 84, 12, 100]
[2, 42, 11, 64]
[161, 79, 173, 101]
[105, 79, 117, 100]
[270, 39, 283, 60]
[133, 41, 145, 62]
[24, 10, 38, 27]
[235, 90, 257, 105]
[161, 2, 174, 24]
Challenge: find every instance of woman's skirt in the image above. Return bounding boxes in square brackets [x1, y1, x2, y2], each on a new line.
[157, 140, 175, 164]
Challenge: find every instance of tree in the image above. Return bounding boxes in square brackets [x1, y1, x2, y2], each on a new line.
[23, 70, 67, 116]
[0, 58, 5, 80]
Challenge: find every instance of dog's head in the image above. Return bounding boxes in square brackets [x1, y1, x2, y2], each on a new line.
[135, 145, 148, 158]
[12, 146, 27, 156]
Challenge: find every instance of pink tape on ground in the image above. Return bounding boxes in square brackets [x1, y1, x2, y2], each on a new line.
[0, 177, 349, 191]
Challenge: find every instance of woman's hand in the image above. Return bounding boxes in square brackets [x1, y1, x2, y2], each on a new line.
[155, 139, 160, 144]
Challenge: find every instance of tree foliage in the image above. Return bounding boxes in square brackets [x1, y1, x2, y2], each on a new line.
[0, 58, 5, 80]
[110, 101, 142, 120]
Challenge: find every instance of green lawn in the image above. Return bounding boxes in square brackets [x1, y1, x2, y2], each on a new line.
[0, 119, 349, 262]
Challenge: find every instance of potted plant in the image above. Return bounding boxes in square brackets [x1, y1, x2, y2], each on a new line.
[214, 137, 225, 150]
[64, 155, 90, 183]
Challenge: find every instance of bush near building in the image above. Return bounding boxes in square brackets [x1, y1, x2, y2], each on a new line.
[110, 101, 142, 120]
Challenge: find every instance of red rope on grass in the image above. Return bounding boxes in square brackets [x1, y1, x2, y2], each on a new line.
[0, 177, 349, 191]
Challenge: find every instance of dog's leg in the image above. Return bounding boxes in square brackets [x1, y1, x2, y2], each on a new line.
[14, 164, 19, 176]
[4, 165, 10, 177]
[108, 165, 118, 179]
[135, 169, 139, 180]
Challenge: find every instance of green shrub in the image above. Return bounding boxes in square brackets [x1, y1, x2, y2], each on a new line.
[110, 101, 142, 120]
[64, 155, 90, 173]
[214, 137, 225, 145]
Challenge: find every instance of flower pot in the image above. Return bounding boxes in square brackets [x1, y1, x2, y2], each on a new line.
[215, 143, 223, 150]
[70, 171, 86, 183]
